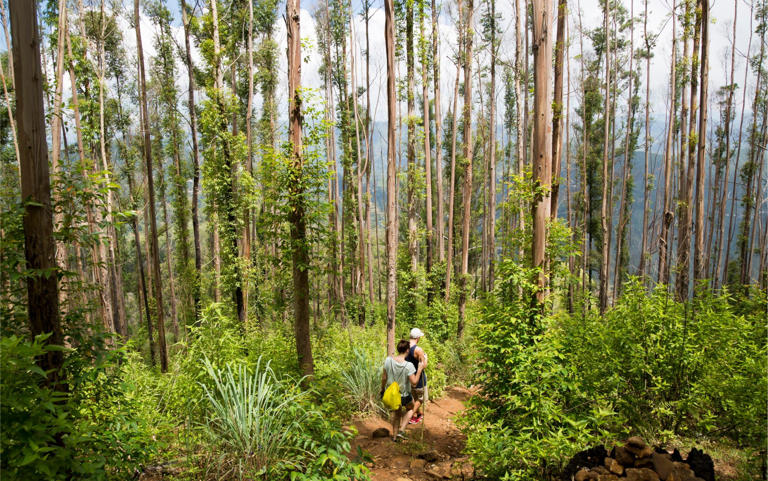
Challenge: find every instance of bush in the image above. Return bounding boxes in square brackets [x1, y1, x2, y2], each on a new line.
[463, 262, 768, 480]
[0, 335, 155, 480]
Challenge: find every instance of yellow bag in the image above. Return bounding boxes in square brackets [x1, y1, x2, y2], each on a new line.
[382, 382, 401, 410]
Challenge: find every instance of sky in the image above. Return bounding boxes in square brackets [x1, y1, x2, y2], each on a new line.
[155, 0, 757, 126]
[2, 0, 760, 140]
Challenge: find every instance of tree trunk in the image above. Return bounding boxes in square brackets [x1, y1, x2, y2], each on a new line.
[135, 0, 168, 372]
[406, 0, 418, 273]
[180, 0, 202, 326]
[385, 0, 397, 356]
[515, 0, 526, 252]
[550, 0, 567, 219]
[613, 0, 635, 299]
[421, 0, 433, 278]
[723, 2, 754, 285]
[445, 0, 462, 302]
[658, 0, 677, 287]
[598, 3, 611, 312]
[693, 0, 709, 286]
[713, 0, 738, 288]
[10, 0, 65, 384]
[487, 0, 498, 291]
[384, 0, 397, 355]
[676, 0, 701, 300]
[638, 0, 651, 279]
[49, 0, 67, 307]
[433, 0, 444, 263]
[287, 0, 313, 377]
[458, 0, 474, 337]
[531, 0, 553, 306]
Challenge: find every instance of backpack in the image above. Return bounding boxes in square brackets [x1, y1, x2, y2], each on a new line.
[382, 381, 401, 410]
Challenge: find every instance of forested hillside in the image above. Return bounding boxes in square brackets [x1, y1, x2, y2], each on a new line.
[1, 0, 766, 479]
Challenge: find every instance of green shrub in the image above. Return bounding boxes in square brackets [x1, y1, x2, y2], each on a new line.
[0, 335, 155, 480]
[463, 261, 768, 480]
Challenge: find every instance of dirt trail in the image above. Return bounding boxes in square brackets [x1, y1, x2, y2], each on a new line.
[350, 386, 475, 481]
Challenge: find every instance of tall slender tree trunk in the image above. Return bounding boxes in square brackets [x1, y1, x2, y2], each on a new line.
[658, 0, 677, 286]
[421, 0, 434, 278]
[457, 0, 474, 337]
[551, 0, 567, 218]
[364, 0, 375, 305]
[287, 0, 313, 377]
[693, 0, 709, 286]
[432, 0, 444, 263]
[613, 0, 635, 299]
[10, 0, 65, 384]
[385, 0, 397, 355]
[243, 0, 255, 324]
[180, 0, 202, 326]
[724, 2, 754, 285]
[598, 3, 612, 312]
[406, 0, 418, 273]
[445, 0, 462, 302]
[487, 0, 498, 291]
[96, 3, 126, 336]
[515, 0, 526, 249]
[135, 0, 168, 372]
[638, 0, 651, 279]
[676, 0, 701, 300]
[713, 0, 739, 288]
[531, 0, 553, 305]
[49, 0, 67, 307]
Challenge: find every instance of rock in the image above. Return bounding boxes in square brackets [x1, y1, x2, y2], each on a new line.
[626, 438, 653, 458]
[614, 446, 635, 467]
[575, 468, 592, 481]
[563, 446, 609, 480]
[625, 468, 661, 481]
[395, 478, 414, 481]
[372, 427, 390, 438]
[597, 475, 620, 481]
[651, 452, 674, 480]
[425, 461, 453, 479]
[409, 458, 427, 471]
[604, 457, 615, 468]
[418, 450, 440, 463]
[627, 437, 648, 450]
[593, 466, 610, 475]
[685, 448, 715, 481]
[670, 449, 684, 462]
[635, 455, 654, 468]
[609, 459, 624, 475]
[667, 462, 697, 481]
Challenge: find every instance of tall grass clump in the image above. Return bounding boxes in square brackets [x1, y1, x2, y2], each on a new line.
[339, 347, 385, 415]
[200, 357, 309, 479]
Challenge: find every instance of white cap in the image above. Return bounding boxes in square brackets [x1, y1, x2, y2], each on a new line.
[410, 328, 425, 339]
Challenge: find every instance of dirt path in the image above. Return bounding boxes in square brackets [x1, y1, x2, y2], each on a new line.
[350, 386, 475, 481]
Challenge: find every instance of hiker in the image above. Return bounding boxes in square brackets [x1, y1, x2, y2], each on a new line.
[405, 328, 428, 424]
[380, 339, 425, 441]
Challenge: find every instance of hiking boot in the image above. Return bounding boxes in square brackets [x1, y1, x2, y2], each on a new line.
[393, 431, 408, 442]
[409, 414, 423, 424]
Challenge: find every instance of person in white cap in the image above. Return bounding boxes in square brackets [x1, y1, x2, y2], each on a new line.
[405, 327, 428, 424]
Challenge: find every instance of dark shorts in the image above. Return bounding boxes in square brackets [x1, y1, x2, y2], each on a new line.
[399, 394, 413, 410]
[412, 387, 425, 403]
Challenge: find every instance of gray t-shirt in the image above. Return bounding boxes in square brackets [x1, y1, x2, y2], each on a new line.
[384, 356, 416, 397]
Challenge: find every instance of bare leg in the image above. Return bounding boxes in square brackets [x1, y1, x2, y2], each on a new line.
[399, 407, 415, 433]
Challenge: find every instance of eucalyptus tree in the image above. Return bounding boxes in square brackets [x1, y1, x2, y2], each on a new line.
[9, 0, 65, 383]
[134, 0, 168, 371]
